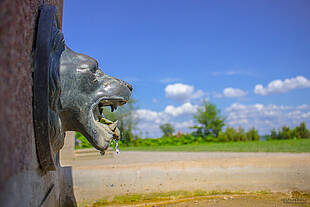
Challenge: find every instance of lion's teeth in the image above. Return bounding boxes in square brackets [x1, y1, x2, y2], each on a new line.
[109, 120, 118, 131]
[113, 128, 120, 140]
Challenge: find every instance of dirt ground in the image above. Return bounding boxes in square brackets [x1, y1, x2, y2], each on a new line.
[161, 193, 310, 207]
[61, 150, 310, 206]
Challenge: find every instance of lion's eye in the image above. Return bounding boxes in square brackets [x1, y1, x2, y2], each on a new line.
[90, 65, 97, 73]
[78, 63, 98, 73]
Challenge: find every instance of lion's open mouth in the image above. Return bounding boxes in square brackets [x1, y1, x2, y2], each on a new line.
[91, 98, 128, 143]
[59, 46, 132, 154]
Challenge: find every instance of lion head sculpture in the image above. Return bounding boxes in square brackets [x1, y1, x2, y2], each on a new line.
[58, 46, 132, 153]
[47, 29, 133, 155]
[34, 5, 131, 172]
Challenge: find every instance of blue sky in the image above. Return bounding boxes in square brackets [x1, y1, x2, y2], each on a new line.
[63, 0, 310, 137]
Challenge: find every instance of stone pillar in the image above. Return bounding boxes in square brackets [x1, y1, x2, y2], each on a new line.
[60, 131, 76, 161]
[0, 1, 76, 206]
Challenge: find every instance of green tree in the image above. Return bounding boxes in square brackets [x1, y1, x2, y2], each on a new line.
[246, 127, 260, 141]
[191, 101, 225, 137]
[101, 99, 139, 145]
[236, 127, 247, 141]
[269, 123, 310, 140]
[218, 131, 228, 142]
[278, 126, 291, 139]
[295, 122, 310, 138]
[160, 123, 175, 137]
[270, 128, 278, 140]
[226, 127, 236, 141]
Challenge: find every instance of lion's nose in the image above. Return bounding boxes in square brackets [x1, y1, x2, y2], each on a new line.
[111, 76, 133, 92]
[126, 83, 133, 92]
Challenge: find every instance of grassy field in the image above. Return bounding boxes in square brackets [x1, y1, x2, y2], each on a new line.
[120, 139, 310, 153]
[86, 190, 273, 207]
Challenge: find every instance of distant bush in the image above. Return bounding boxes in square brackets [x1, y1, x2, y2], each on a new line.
[160, 123, 175, 137]
[246, 127, 260, 141]
[129, 134, 217, 147]
[217, 127, 260, 142]
[75, 128, 260, 149]
[269, 122, 310, 140]
[75, 122, 309, 149]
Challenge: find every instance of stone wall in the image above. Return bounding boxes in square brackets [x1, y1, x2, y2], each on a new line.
[0, 0, 71, 206]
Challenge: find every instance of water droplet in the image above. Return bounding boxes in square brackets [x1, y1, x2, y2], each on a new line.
[115, 140, 120, 154]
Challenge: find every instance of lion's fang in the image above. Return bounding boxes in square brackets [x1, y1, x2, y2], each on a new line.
[109, 120, 118, 131]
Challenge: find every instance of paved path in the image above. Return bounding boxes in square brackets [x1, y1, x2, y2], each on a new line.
[61, 151, 310, 205]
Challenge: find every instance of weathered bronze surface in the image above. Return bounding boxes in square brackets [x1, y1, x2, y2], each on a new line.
[33, 5, 132, 173]
[59, 46, 132, 153]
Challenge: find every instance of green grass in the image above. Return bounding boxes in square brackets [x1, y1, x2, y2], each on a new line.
[119, 139, 310, 153]
[86, 190, 257, 207]
[83, 190, 310, 207]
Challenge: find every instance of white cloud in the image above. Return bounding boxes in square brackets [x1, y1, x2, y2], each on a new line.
[213, 92, 223, 98]
[213, 88, 247, 98]
[174, 120, 195, 129]
[165, 83, 194, 102]
[223, 87, 248, 98]
[136, 122, 163, 138]
[191, 89, 205, 99]
[173, 120, 196, 134]
[225, 103, 310, 134]
[297, 104, 310, 110]
[135, 109, 169, 124]
[165, 83, 204, 102]
[135, 102, 200, 138]
[254, 76, 310, 95]
[165, 102, 199, 117]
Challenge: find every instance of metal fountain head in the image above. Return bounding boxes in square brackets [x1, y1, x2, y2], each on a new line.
[59, 46, 132, 153]
[33, 5, 132, 172]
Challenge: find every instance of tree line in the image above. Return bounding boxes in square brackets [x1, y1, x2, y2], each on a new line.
[162, 101, 309, 141]
[269, 122, 310, 140]
[160, 102, 261, 144]
[75, 100, 310, 148]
